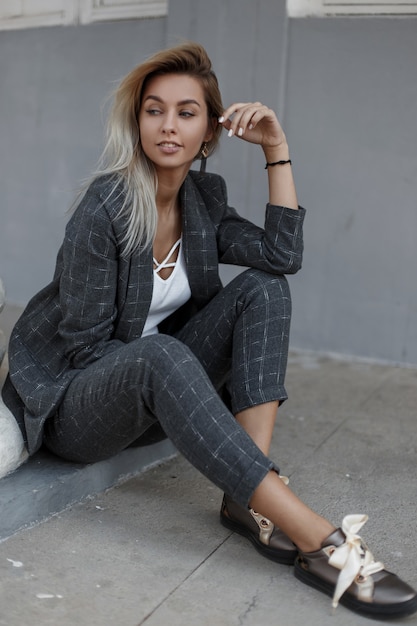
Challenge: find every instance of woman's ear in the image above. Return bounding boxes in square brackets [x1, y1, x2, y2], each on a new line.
[204, 117, 217, 143]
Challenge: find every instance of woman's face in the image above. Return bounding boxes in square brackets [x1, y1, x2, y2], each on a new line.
[139, 73, 214, 174]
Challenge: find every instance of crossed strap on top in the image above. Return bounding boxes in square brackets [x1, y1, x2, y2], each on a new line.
[153, 238, 181, 276]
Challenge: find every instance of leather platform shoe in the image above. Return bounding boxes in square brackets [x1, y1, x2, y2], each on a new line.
[220, 493, 297, 565]
[294, 514, 417, 620]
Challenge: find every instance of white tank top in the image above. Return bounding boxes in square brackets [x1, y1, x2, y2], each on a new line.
[142, 238, 191, 337]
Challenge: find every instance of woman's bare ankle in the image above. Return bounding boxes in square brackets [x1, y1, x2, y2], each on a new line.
[249, 471, 336, 552]
[295, 520, 336, 553]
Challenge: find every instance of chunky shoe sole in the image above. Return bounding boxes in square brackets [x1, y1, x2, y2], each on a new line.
[220, 509, 297, 565]
[294, 557, 417, 620]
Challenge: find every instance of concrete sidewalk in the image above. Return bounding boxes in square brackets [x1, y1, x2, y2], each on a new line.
[1, 351, 417, 625]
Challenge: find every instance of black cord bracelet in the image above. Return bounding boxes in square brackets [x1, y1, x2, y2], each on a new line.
[265, 159, 292, 169]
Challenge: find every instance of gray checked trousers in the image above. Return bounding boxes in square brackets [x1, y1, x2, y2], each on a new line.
[43, 269, 291, 507]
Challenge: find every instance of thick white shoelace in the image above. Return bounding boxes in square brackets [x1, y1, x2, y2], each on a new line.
[328, 514, 385, 608]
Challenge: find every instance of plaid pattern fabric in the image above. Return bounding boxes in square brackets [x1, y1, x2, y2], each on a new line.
[175, 269, 292, 414]
[43, 269, 289, 507]
[2, 171, 305, 456]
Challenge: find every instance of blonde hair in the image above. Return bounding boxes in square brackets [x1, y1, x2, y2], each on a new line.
[87, 42, 223, 255]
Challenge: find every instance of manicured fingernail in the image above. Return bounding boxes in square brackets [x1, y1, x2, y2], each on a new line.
[238, 127, 244, 136]
[228, 128, 234, 138]
[218, 116, 224, 123]
[248, 123, 253, 130]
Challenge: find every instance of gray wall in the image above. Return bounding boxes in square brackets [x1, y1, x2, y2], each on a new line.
[0, 19, 167, 300]
[1, 1, 417, 365]
[286, 17, 417, 364]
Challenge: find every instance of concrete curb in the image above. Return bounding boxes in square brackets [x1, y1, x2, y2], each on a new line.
[0, 440, 177, 542]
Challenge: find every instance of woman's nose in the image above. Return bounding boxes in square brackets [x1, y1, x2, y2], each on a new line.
[161, 111, 177, 134]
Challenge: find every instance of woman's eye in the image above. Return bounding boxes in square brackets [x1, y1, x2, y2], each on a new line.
[144, 108, 195, 117]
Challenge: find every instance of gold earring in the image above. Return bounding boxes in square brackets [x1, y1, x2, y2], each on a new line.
[200, 143, 209, 173]
[201, 143, 209, 158]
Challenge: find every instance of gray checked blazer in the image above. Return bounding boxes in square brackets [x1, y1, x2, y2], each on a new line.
[2, 170, 306, 455]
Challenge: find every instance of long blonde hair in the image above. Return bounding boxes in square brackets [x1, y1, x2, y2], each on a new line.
[87, 42, 223, 255]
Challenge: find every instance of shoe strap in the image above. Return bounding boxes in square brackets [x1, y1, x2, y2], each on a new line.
[248, 474, 289, 546]
[249, 509, 274, 545]
[328, 514, 385, 608]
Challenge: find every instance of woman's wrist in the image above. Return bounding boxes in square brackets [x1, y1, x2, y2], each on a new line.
[262, 144, 290, 163]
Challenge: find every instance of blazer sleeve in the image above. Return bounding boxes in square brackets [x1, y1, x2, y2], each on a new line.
[57, 181, 126, 369]
[203, 174, 306, 275]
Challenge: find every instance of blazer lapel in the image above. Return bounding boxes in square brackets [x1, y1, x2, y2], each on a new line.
[181, 175, 222, 308]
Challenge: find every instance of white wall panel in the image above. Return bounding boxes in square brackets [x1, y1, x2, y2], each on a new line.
[288, 0, 417, 17]
[0, 0, 167, 29]
[0, 0, 75, 29]
[79, 0, 168, 23]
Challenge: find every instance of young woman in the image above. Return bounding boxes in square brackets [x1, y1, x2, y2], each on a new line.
[2, 42, 416, 620]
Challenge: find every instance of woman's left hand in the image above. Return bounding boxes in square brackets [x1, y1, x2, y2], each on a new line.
[218, 102, 286, 150]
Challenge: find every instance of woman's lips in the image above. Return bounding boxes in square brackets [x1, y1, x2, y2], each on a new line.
[158, 142, 181, 153]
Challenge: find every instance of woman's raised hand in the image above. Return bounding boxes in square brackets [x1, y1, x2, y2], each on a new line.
[218, 102, 287, 151]
[219, 102, 297, 209]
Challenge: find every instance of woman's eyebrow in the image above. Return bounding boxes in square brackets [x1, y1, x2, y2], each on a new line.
[143, 95, 201, 107]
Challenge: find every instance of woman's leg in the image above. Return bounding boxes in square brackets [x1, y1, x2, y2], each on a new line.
[44, 332, 332, 549]
[44, 329, 326, 547]
[175, 269, 291, 452]
[43, 334, 276, 505]
[235, 401, 278, 455]
[172, 282, 417, 617]
[174, 269, 306, 561]
[173, 272, 416, 618]
[43, 331, 417, 617]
